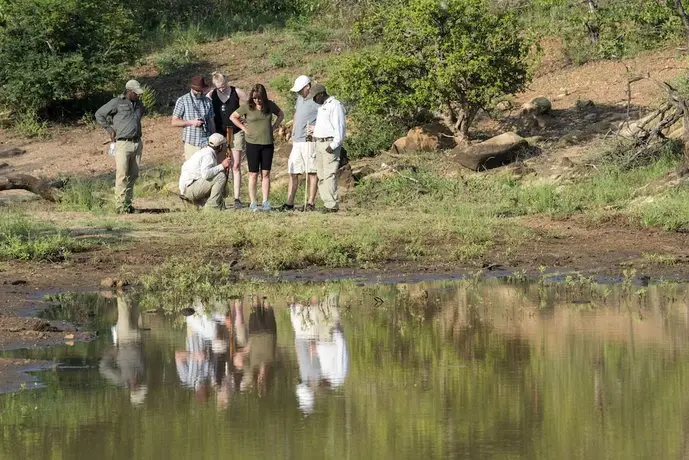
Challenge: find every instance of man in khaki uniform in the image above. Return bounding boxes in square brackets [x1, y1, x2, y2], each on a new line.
[309, 84, 346, 213]
[95, 80, 145, 214]
[178, 133, 231, 210]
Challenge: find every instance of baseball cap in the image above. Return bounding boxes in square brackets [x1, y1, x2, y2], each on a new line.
[290, 75, 311, 92]
[306, 83, 326, 100]
[125, 79, 144, 95]
[208, 133, 227, 147]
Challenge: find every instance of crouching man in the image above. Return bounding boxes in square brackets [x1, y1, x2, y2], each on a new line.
[179, 133, 231, 210]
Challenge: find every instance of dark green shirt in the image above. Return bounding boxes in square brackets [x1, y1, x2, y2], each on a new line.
[95, 95, 144, 140]
[234, 101, 281, 145]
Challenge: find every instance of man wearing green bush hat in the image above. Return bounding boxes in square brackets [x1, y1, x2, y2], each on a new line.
[95, 79, 146, 214]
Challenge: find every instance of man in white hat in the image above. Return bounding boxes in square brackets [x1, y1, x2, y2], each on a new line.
[178, 133, 231, 210]
[95, 79, 145, 214]
[279, 75, 319, 212]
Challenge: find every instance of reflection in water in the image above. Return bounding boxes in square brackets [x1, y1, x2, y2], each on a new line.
[99, 295, 147, 406]
[3, 279, 689, 459]
[291, 294, 348, 414]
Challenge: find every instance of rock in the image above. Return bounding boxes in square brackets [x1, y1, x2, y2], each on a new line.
[495, 100, 512, 111]
[575, 99, 595, 110]
[520, 97, 552, 116]
[391, 123, 454, 154]
[0, 147, 25, 159]
[454, 133, 530, 171]
[64, 333, 75, 340]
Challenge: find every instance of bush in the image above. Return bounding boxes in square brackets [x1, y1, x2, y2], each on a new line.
[331, 0, 531, 141]
[0, 0, 140, 118]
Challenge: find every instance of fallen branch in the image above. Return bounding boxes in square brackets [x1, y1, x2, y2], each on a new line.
[0, 174, 61, 201]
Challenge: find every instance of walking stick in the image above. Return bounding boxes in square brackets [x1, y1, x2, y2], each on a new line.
[226, 127, 233, 163]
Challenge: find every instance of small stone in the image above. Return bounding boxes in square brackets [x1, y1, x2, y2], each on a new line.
[64, 334, 74, 340]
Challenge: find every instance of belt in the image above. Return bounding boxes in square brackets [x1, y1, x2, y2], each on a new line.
[117, 137, 141, 142]
[314, 137, 334, 142]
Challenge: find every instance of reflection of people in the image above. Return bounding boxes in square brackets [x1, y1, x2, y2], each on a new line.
[290, 293, 348, 414]
[233, 296, 277, 396]
[99, 295, 148, 406]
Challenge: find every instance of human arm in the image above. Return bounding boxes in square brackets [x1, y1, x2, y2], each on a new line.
[328, 103, 346, 152]
[199, 151, 231, 181]
[271, 101, 284, 131]
[95, 98, 118, 141]
[171, 97, 203, 127]
[230, 109, 249, 133]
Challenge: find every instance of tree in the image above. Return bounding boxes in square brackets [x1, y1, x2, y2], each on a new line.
[0, 0, 140, 118]
[331, 0, 531, 142]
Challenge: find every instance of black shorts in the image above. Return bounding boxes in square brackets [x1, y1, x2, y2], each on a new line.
[246, 143, 274, 172]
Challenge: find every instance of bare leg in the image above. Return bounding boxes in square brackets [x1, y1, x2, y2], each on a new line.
[261, 170, 271, 203]
[248, 172, 258, 204]
[286, 174, 299, 206]
[232, 149, 242, 200]
[307, 173, 318, 205]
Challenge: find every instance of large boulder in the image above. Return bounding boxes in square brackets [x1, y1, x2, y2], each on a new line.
[391, 123, 454, 154]
[454, 133, 530, 171]
[520, 97, 551, 116]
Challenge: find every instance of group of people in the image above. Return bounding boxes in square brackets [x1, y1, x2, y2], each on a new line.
[95, 73, 346, 214]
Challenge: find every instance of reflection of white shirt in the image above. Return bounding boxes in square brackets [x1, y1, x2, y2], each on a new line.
[313, 96, 346, 151]
[178, 146, 225, 194]
[316, 330, 348, 388]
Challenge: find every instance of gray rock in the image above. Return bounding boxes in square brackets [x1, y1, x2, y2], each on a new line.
[454, 133, 530, 171]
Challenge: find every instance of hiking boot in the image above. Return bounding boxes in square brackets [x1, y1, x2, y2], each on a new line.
[278, 203, 295, 212]
[262, 200, 271, 212]
[233, 199, 243, 210]
[249, 201, 258, 212]
[304, 203, 315, 212]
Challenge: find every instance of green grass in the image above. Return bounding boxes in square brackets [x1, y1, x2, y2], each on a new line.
[0, 212, 88, 262]
[58, 178, 111, 212]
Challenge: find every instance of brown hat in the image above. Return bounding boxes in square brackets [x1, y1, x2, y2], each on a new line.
[191, 75, 208, 92]
[306, 83, 326, 100]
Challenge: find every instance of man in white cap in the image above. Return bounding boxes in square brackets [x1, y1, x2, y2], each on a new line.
[279, 75, 319, 212]
[95, 79, 145, 214]
[178, 133, 231, 210]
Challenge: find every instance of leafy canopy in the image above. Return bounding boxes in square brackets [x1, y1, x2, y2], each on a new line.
[331, 0, 531, 140]
[0, 0, 139, 117]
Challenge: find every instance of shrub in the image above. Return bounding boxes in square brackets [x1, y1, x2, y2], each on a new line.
[331, 0, 531, 142]
[0, 0, 140, 118]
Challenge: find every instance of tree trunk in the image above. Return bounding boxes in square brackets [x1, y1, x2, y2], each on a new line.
[674, 0, 689, 50]
[0, 174, 60, 201]
[585, 0, 600, 45]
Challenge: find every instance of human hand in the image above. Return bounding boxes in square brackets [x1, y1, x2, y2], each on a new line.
[305, 125, 314, 136]
[221, 157, 231, 169]
[188, 119, 204, 127]
[326, 146, 333, 154]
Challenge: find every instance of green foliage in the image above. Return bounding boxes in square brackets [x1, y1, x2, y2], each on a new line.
[0, 0, 140, 118]
[345, 115, 406, 159]
[58, 178, 111, 212]
[331, 0, 531, 140]
[139, 85, 159, 113]
[13, 111, 49, 138]
[0, 212, 86, 262]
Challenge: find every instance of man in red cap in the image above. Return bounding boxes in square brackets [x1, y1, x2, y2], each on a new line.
[171, 75, 216, 160]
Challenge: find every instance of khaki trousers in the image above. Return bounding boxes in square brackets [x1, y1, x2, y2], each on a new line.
[315, 142, 340, 210]
[115, 140, 142, 212]
[184, 143, 201, 160]
[183, 173, 228, 210]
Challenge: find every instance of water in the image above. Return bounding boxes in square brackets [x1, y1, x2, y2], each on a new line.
[1, 279, 689, 459]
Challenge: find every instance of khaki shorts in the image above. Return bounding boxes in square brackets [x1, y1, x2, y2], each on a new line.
[288, 142, 317, 174]
[230, 130, 246, 152]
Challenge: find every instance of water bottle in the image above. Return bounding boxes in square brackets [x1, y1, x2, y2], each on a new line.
[107, 142, 116, 157]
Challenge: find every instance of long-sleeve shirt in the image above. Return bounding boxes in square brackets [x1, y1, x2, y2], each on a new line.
[95, 95, 144, 140]
[178, 146, 225, 194]
[313, 96, 346, 151]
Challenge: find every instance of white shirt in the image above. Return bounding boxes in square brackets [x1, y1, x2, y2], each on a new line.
[178, 146, 225, 194]
[313, 96, 346, 151]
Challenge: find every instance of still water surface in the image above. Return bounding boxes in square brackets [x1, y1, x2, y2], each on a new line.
[1, 278, 689, 459]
